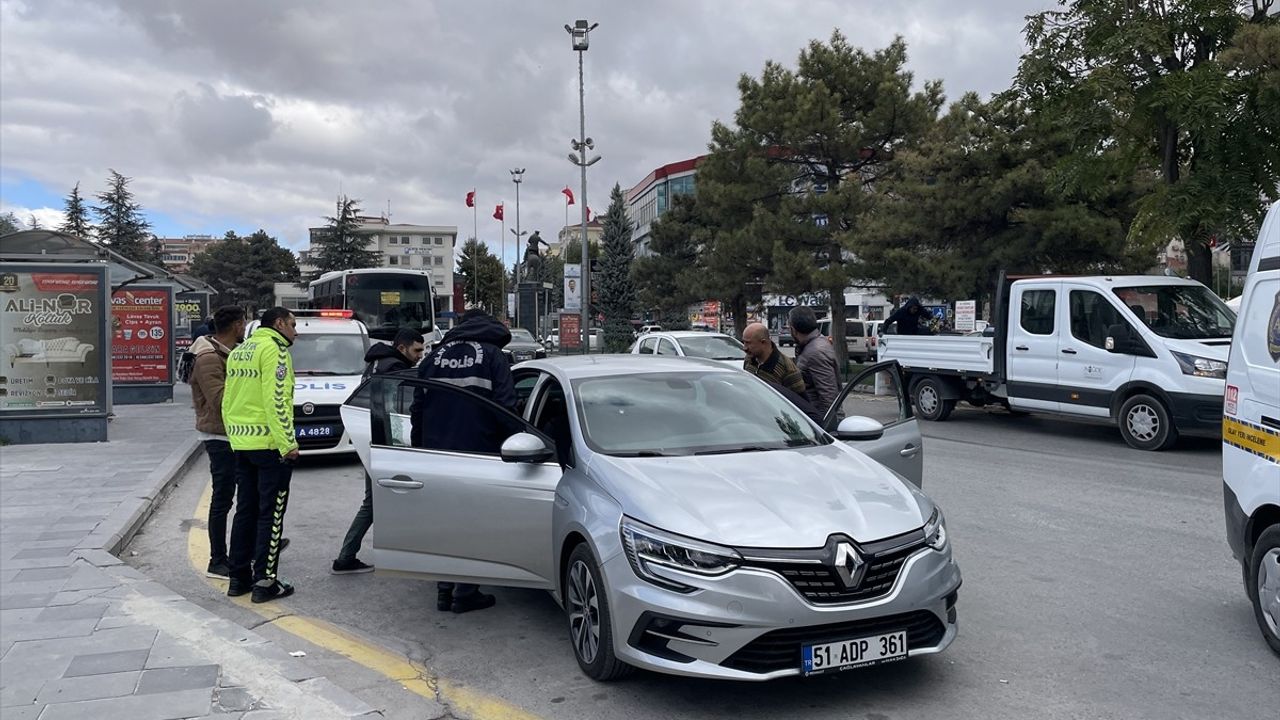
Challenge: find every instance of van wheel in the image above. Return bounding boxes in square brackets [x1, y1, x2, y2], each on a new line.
[1118, 394, 1177, 451]
[1249, 526, 1280, 656]
[913, 378, 955, 422]
[565, 544, 632, 681]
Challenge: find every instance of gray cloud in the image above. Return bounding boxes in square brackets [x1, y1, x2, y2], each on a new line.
[0, 0, 1055, 253]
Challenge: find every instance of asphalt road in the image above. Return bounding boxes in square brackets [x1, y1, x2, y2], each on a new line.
[127, 407, 1279, 720]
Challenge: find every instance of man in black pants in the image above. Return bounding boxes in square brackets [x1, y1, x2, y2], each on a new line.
[332, 328, 425, 574]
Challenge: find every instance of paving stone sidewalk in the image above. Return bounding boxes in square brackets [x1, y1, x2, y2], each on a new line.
[1, 388, 380, 719]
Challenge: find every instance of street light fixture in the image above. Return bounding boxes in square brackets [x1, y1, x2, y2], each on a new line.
[509, 168, 527, 324]
[566, 18, 600, 353]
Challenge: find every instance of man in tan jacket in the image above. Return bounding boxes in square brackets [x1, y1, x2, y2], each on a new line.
[190, 305, 247, 579]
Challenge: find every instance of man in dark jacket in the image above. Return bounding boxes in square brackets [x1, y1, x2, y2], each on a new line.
[884, 297, 928, 336]
[332, 328, 425, 575]
[410, 309, 516, 613]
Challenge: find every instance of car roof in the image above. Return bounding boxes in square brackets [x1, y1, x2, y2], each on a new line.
[519, 354, 737, 379]
[248, 317, 367, 335]
[639, 331, 735, 340]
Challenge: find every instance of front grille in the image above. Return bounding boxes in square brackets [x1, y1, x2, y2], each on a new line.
[721, 610, 945, 674]
[743, 539, 924, 605]
[294, 403, 343, 450]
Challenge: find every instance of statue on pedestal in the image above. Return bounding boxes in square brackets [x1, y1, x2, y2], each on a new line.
[521, 231, 550, 282]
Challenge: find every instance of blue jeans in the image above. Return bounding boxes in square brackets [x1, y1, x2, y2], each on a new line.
[204, 440, 237, 564]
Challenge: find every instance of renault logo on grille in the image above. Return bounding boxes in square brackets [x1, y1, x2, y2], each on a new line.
[832, 541, 864, 588]
[302, 402, 315, 415]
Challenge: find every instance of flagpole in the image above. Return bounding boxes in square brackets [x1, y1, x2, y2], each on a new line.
[472, 191, 478, 312]
[500, 208, 507, 320]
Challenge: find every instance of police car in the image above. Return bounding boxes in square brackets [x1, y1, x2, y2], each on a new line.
[246, 309, 369, 456]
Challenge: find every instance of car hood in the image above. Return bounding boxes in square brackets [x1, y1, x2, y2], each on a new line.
[588, 443, 927, 549]
[1160, 337, 1231, 361]
[505, 340, 543, 352]
[295, 376, 363, 406]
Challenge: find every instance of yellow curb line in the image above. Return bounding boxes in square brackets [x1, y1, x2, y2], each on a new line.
[189, 483, 542, 720]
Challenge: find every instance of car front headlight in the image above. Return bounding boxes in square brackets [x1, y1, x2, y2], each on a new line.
[620, 517, 742, 592]
[1171, 351, 1227, 379]
[535, 348, 547, 358]
[923, 508, 948, 551]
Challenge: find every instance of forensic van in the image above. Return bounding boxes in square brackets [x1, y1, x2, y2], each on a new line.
[1222, 202, 1280, 656]
[246, 309, 369, 456]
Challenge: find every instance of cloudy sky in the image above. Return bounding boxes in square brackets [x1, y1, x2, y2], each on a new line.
[1, 0, 1054, 266]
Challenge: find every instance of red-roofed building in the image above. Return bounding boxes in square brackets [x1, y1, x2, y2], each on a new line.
[625, 155, 706, 256]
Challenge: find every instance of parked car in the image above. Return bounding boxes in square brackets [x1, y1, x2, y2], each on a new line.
[636, 324, 663, 338]
[503, 328, 547, 364]
[1222, 201, 1280, 656]
[818, 318, 879, 363]
[629, 331, 746, 368]
[339, 356, 952, 681]
[543, 328, 560, 351]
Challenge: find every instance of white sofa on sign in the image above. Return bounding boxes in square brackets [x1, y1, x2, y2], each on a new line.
[4, 338, 94, 367]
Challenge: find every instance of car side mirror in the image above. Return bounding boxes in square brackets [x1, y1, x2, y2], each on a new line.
[1105, 323, 1132, 354]
[834, 416, 885, 441]
[500, 432, 555, 464]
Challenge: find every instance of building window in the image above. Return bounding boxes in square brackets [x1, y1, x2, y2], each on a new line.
[434, 256, 443, 266]
[434, 237, 443, 246]
[389, 256, 400, 266]
[422, 236, 430, 244]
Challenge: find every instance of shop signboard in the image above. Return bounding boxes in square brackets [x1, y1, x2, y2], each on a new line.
[560, 312, 582, 350]
[0, 264, 109, 417]
[174, 292, 209, 356]
[955, 300, 977, 333]
[111, 286, 173, 385]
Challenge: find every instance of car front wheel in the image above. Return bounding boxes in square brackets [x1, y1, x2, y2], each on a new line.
[565, 544, 632, 681]
[1249, 525, 1280, 656]
[1118, 394, 1177, 451]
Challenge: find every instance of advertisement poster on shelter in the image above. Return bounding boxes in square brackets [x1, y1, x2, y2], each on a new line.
[0, 264, 108, 416]
[111, 287, 173, 385]
[174, 292, 209, 356]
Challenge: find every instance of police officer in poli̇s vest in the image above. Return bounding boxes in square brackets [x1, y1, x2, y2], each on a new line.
[222, 307, 299, 604]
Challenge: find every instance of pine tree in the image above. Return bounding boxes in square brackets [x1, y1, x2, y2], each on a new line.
[93, 169, 152, 261]
[597, 184, 637, 353]
[58, 183, 94, 238]
[308, 196, 381, 280]
[454, 238, 505, 314]
[0, 212, 20, 235]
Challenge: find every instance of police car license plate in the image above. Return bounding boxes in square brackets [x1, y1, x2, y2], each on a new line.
[802, 630, 907, 675]
[296, 426, 335, 438]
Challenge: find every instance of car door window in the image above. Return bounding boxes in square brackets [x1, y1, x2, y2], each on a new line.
[1069, 290, 1126, 349]
[513, 371, 541, 417]
[825, 363, 908, 428]
[639, 337, 657, 355]
[1020, 289, 1056, 335]
[531, 379, 575, 467]
[656, 339, 677, 356]
[374, 377, 541, 456]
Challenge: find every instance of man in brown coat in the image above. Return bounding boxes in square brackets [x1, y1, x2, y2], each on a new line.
[190, 305, 247, 579]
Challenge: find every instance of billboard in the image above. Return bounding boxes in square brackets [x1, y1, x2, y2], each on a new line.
[174, 292, 209, 357]
[0, 264, 109, 417]
[563, 263, 582, 311]
[111, 286, 174, 385]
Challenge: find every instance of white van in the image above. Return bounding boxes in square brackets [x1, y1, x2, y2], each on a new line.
[880, 275, 1235, 450]
[1222, 202, 1280, 656]
[246, 309, 370, 456]
[818, 317, 879, 362]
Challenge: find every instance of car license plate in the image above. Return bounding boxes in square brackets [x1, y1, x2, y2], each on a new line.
[802, 630, 907, 675]
[296, 426, 335, 438]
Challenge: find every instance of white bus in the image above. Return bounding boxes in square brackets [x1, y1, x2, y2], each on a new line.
[308, 268, 436, 342]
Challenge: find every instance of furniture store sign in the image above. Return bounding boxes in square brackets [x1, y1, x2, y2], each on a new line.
[0, 264, 109, 417]
[111, 286, 173, 386]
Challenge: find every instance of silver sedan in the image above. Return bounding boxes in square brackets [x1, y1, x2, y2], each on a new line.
[340, 356, 959, 681]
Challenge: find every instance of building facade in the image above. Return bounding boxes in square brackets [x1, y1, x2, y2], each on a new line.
[554, 219, 604, 258]
[625, 156, 706, 257]
[156, 235, 222, 273]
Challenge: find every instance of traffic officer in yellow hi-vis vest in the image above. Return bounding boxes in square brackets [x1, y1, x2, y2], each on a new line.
[222, 307, 299, 604]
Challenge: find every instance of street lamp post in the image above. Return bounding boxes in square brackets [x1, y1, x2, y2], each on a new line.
[509, 168, 527, 325]
[566, 19, 600, 354]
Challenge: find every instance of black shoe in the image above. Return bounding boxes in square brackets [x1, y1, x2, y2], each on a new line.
[451, 592, 496, 614]
[251, 579, 295, 604]
[206, 560, 231, 579]
[437, 588, 452, 612]
[331, 558, 374, 575]
[279, 537, 290, 552]
[227, 576, 252, 597]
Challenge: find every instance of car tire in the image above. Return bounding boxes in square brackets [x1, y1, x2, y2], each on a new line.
[913, 377, 954, 422]
[565, 544, 632, 681]
[1248, 525, 1280, 656]
[1117, 394, 1177, 451]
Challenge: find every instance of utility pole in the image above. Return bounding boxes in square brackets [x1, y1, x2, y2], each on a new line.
[566, 19, 600, 353]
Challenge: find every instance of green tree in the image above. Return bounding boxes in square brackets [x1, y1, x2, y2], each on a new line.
[93, 169, 152, 261]
[1018, 0, 1280, 284]
[455, 238, 505, 315]
[189, 230, 300, 310]
[597, 185, 637, 352]
[0, 212, 19, 235]
[633, 195, 705, 321]
[731, 33, 944, 359]
[58, 183, 93, 238]
[861, 92, 1154, 306]
[26, 214, 42, 230]
[308, 196, 380, 280]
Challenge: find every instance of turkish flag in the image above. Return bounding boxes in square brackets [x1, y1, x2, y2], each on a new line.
[493, 204, 504, 221]
[586, 206, 592, 221]
[465, 190, 475, 208]
[562, 186, 575, 205]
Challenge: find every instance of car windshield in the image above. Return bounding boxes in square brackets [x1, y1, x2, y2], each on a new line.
[1112, 285, 1235, 340]
[572, 371, 828, 456]
[510, 329, 536, 343]
[677, 335, 746, 361]
[290, 334, 367, 376]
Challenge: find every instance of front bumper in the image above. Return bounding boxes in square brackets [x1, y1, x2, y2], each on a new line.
[1167, 391, 1224, 435]
[601, 544, 961, 680]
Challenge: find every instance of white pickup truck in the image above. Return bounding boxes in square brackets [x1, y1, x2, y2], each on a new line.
[879, 275, 1235, 450]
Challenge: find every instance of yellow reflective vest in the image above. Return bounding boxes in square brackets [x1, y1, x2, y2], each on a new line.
[222, 327, 297, 455]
